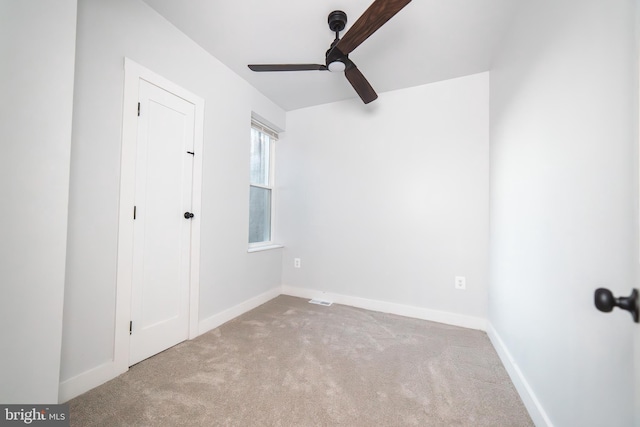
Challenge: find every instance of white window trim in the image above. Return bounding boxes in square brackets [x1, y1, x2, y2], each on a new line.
[248, 120, 280, 251]
[251, 119, 279, 140]
[248, 244, 284, 253]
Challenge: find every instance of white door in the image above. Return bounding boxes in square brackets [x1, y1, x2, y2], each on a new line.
[129, 79, 196, 366]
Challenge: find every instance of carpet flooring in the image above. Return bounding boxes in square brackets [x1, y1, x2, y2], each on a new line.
[69, 295, 533, 426]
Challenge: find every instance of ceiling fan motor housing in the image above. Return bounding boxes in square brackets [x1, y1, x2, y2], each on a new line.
[328, 10, 347, 33]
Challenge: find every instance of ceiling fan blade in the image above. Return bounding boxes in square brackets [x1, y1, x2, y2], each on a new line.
[248, 64, 327, 72]
[328, 0, 411, 63]
[344, 60, 378, 104]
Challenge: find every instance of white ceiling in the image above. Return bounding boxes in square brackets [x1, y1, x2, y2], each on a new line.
[142, 0, 518, 111]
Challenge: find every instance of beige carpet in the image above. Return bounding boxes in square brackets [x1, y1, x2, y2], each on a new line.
[69, 296, 533, 426]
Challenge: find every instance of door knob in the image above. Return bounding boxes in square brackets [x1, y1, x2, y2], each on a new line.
[594, 288, 638, 323]
[184, 212, 195, 219]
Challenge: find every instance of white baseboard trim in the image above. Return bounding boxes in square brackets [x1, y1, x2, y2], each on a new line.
[60, 287, 280, 402]
[198, 287, 281, 334]
[487, 323, 553, 427]
[58, 360, 123, 403]
[281, 285, 487, 331]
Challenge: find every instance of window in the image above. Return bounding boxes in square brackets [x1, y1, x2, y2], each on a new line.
[249, 120, 277, 247]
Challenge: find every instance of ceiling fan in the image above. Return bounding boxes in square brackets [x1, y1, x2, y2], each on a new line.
[248, 0, 412, 104]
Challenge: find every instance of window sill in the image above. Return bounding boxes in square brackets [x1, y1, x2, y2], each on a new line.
[247, 244, 284, 253]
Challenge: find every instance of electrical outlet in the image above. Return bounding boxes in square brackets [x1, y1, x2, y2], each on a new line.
[455, 276, 466, 290]
[294, 258, 301, 268]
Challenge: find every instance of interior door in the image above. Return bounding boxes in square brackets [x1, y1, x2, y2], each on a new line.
[129, 79, 195, 366]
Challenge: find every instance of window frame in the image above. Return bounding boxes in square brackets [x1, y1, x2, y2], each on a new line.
[248, 119, 279, 251]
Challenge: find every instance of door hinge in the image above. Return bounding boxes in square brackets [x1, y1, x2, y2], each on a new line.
[133, 205, 137, 220]
[129, 321, 133, 335]
[187, 151, 195, 156]
[137, 102, 140, 117]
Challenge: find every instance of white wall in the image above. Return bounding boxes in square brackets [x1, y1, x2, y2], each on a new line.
[0, 0, 77, 403]
[61, 0, 285, 394]
[489, 0, 638, 425]
[278, 73, 490, 325]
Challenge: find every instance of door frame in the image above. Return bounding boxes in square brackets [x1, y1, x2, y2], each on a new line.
[114, 58, 204, 374]
[636, 43, 640, 424]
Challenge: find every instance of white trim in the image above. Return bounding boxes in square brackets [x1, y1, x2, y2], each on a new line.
[637, 32, 640, 425]
[250, 112, 284, 135]
[58, 362, 118, 403]
[198, 287, 281, 334]
[247, 244, 284, 253]
[58, 287, 279, 402]
[189, 85, 204, 340]
[281, 285, 487, 331]
[487, 323, 553, 427]
[251, 119, 279, 140]
[115, 58, 204, 374]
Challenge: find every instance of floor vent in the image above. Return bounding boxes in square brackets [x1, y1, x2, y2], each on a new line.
[309, 299, 333, 306]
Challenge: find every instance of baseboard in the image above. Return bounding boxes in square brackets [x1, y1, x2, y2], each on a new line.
[198, 287, 281, 334]
[281, 285, 487, 331]
[487, 323, 553, 427]
[60, 287, 280, 402]
[58, 361, 123, 403]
